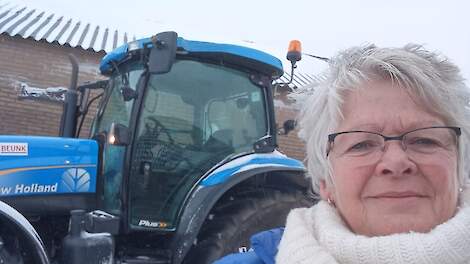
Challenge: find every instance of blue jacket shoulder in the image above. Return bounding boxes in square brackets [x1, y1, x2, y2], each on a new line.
[213, 228, 284, 264]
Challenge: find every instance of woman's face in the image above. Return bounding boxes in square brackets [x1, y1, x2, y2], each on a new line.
[320, 80, 459, 236]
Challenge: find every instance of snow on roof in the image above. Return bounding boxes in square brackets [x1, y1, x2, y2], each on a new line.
[274, 70, 322, 90]
[0, 1, 131, 52]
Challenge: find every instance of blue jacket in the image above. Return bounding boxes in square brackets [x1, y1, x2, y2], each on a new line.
[213, 228, 284, 264]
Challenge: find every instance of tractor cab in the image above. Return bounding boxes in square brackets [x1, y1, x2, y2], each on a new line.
[91, 32, 284, 232]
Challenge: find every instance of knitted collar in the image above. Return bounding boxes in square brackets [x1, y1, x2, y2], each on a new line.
[277, 189, 470, 264]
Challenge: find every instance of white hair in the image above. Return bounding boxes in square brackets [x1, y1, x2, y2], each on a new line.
[298, 44, 470, 193]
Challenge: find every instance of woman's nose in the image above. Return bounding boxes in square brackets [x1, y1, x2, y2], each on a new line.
[375, 142, 418, 177]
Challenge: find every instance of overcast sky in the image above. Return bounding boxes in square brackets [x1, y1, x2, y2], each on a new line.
[11, 0, 470, 84]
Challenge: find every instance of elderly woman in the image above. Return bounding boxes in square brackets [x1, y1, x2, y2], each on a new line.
[215, 44, 470, 264]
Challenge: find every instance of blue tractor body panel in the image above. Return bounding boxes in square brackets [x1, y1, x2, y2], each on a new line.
[99, 37, 284, 78]
[200, 150, 305, 187]
[0, 136, 98, 197]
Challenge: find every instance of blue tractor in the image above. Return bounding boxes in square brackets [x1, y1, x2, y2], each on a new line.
[0, 32, 312, 263]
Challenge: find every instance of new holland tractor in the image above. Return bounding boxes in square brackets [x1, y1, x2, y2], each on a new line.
[0, 32, 312, 263]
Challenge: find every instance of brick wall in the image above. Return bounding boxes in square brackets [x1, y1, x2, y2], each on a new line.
[274, 88, 305, 162]
[0, 34, 104, 137]
[0, 34, 306, 161]
[276, 110, 305, 162]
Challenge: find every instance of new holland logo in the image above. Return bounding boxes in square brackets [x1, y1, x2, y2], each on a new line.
[60, 168, 91, 192]
[0, 143, 28, 156]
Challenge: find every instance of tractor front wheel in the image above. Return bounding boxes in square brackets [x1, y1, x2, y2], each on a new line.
[0, 234, 24, 264]
[183, 188, 314, 264]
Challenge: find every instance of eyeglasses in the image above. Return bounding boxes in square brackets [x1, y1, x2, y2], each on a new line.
[327, 126, 461, 160]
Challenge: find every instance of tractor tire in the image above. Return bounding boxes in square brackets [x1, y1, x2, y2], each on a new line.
[183, 188, 314, 264]
[0, 236, 23, 264]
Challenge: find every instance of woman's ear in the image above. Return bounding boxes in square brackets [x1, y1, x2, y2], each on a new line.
[319, 179, 332, 201]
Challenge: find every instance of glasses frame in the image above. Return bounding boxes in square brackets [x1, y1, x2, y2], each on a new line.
[326, 126, 461, 157]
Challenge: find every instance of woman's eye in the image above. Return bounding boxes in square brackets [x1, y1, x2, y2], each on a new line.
[408, 137, 440, 147]
[348, 141, 377, 152]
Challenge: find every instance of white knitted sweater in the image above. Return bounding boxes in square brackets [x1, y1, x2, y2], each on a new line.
[276, 190, 470, 264]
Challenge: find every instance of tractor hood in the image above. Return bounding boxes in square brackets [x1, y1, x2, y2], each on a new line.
[0, 136, 98, 214]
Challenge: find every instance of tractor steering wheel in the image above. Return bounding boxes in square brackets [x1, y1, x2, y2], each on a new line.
[145, 116, 174, 144]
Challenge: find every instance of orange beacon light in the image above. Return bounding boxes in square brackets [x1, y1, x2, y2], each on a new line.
[286, 40, 302, 63]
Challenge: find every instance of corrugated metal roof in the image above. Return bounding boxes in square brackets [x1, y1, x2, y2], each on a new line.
[0, 1, 132, 52]
[0, 1, 317, 88]
[274, 70, 322, 90]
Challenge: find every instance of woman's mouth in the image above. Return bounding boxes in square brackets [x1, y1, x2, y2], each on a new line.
[369, 191, 427, 199]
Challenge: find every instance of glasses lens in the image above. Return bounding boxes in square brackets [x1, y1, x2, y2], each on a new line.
[404, 127, 458, 154]
[332, 132, 383, 156]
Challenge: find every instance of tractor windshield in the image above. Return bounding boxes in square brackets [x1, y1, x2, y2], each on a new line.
[129, 59, 268, 229]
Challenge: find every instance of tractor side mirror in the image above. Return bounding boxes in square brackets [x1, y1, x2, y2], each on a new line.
[282, 119, 296, 135]
[108, 123, 130, 146]
[148, 31, 178, 74]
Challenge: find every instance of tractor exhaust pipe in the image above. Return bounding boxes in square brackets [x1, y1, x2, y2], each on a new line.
[59, 54, 79, 137]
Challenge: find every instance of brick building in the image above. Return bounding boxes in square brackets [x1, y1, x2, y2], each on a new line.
[0, 3, 315, 161]
[0, 34, 103, 137]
